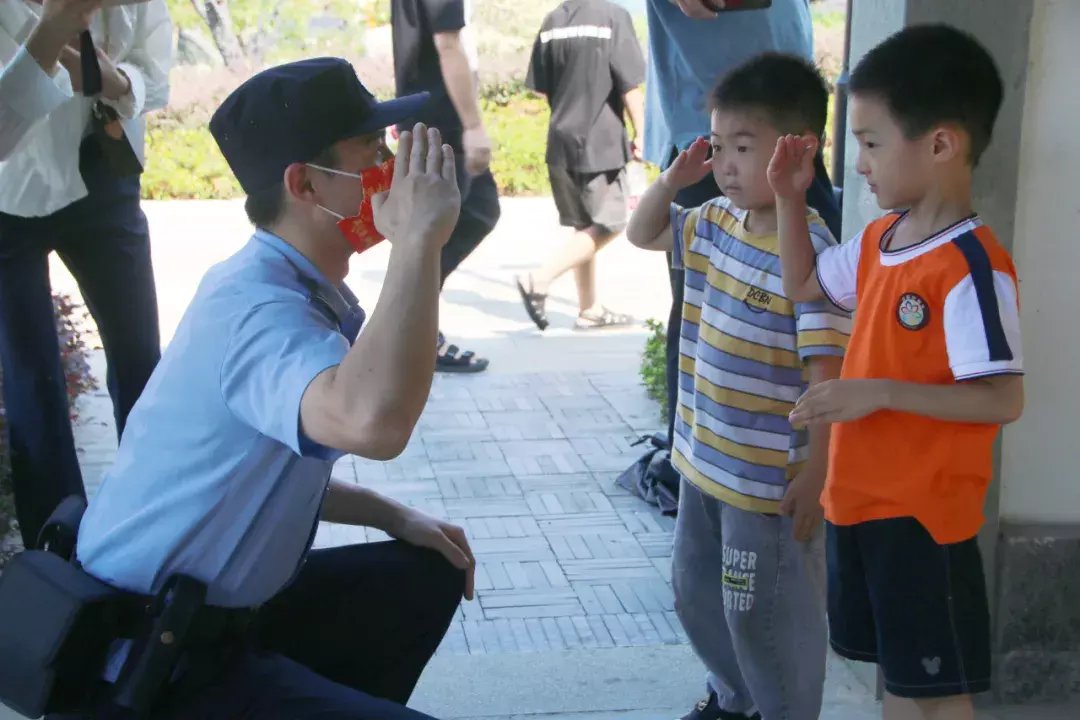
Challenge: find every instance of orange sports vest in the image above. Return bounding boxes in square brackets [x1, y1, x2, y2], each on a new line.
[822, 215, 1021, 544]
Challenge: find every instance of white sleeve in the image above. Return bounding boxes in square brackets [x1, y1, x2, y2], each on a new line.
[0, 45, 73, 160]
[815, 229, 862, 311]
[944, 270, 1023, 380]
[104, 0, 173, 120]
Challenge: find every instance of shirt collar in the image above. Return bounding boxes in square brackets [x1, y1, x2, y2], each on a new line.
[253, 229, 366, 342]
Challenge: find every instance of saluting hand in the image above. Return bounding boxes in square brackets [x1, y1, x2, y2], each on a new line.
[372, 122, 461, 247]
[767, 134, 819, 201]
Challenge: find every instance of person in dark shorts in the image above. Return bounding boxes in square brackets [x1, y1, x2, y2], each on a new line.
[772, 25, 1024, 720]
[515, 0, 645, 331]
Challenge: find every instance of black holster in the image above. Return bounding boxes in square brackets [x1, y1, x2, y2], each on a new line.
[0, 497, 219, 718]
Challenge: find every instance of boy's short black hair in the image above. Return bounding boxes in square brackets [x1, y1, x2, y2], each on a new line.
[850, 24, 1003, 165]
[244, 145, 339, 228]
[710, 53, 829, 138]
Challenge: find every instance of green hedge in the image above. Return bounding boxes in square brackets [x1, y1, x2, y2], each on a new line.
[640, 318, 668, 421]
[143, 88, 554, 201]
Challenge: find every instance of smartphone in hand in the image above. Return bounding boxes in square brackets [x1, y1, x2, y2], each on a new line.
[705, 0, 773, 11]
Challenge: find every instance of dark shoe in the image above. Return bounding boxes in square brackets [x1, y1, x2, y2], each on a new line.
[679, 693, 760, 720]
[436, 333, 489, 374]
[515, 274, 549, 331]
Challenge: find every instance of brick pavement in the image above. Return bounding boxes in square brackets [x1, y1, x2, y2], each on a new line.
[309, 370, 680, 657]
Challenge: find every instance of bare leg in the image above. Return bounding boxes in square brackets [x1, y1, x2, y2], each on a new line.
[883, 692, 924, 720]
[884, 692, 975, 720]
[530, 226, 617, 314]
[916, 695, 976, 720]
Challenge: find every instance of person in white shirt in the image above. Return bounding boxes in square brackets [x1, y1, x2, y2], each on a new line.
[0, 0, 171, 549]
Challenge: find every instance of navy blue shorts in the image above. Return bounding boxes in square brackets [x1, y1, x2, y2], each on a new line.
[826, 518, 991, 699]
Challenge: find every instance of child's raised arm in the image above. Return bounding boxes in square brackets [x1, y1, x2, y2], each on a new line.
[769, 134, 827, 303]
[627, 137, 712, 252]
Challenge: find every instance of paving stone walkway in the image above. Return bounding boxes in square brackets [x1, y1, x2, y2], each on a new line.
[315, 371, 676, 658]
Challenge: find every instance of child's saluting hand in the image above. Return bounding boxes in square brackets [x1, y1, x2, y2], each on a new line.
[768, 133, 820, 200]
[659, 136, 713, 192]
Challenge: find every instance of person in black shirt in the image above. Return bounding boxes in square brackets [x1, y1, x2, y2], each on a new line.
[515, 0, 645, 331]
[392, 0, 499, 372]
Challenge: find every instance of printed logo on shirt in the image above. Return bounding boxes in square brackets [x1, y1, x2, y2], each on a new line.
[721, 543, 757, 612]
[539, 25, 613, 43]
[743, 286, 774, 313]
[896, 292, 930, 331]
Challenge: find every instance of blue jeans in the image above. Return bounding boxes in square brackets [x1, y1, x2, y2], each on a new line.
[0, 140, 160, 548]
[673, 480, 827, 719]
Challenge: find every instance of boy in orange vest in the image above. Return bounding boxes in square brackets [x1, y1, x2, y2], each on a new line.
[769, 24, 1024, 720]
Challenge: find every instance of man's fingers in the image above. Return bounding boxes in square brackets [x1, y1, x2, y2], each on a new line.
[426, 127, 444, 175]
[433, 532, 471, 571]
[441, 145, 457, 182]
[443, 524, 476, 567]
[442, 525, 476, 601]
[678, 0, 718, 19]
[370, 190, 388, 214]
[410, 122, 428, 175]
[395, 131, 413, 180]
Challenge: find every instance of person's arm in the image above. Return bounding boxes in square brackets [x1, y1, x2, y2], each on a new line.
[0, 0, 97, 159]
[524, 25, 548, 99]
[101, 0, 172, 120]
[611, 8, 646, 158]
[881, 376, 1024, 424]
[781, 247, 851, 539]
[624, 86, 645, 158]
[627, 136, 711, 251]
[323, 480, 477, 600]
[627, 173, 678, 252]
[433, 29, 482, 132]
[322, 481, 409, 530]
[769, 134, 829, 302]
[780, 355, 842, 541]
[299, 127, 461, 459]
[791, 261, 1025, 427]
[776, 195, 825, 302]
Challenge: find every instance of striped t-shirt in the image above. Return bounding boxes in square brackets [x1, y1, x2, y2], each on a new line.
[670, 197, 851, 514]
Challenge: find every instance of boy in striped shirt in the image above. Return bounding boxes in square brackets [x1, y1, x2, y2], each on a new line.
[627, 55, 850, 720]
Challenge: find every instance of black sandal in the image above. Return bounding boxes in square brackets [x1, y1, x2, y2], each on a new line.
[436, 338, 489, 373]
[574, 306, 634, 330]
[515, 274, 549, 331]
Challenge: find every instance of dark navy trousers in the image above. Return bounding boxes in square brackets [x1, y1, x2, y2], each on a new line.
[0, 140, 160, 548]
[95, 541, 466, 719]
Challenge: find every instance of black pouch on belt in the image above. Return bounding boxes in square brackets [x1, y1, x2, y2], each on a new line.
[0, 550, 121, 717]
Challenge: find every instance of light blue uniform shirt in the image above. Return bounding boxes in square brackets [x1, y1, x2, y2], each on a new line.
[77, 230, 365, 608]
[643, 0, 814, 168]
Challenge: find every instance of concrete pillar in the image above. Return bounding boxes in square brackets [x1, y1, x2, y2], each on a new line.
[840, 0, 1078, 705]
[993, 0, 1080, 704]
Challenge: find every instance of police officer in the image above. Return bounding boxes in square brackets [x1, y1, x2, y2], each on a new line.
[74, 57, 473, 719]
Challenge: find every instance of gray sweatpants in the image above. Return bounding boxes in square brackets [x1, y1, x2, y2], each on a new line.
[672, 478, 827, 720]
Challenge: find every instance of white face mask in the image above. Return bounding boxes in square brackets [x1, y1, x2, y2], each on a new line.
[307, 163, 363, 220]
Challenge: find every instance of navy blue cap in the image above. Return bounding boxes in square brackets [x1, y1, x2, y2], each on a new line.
[210, 57, 429, 195]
